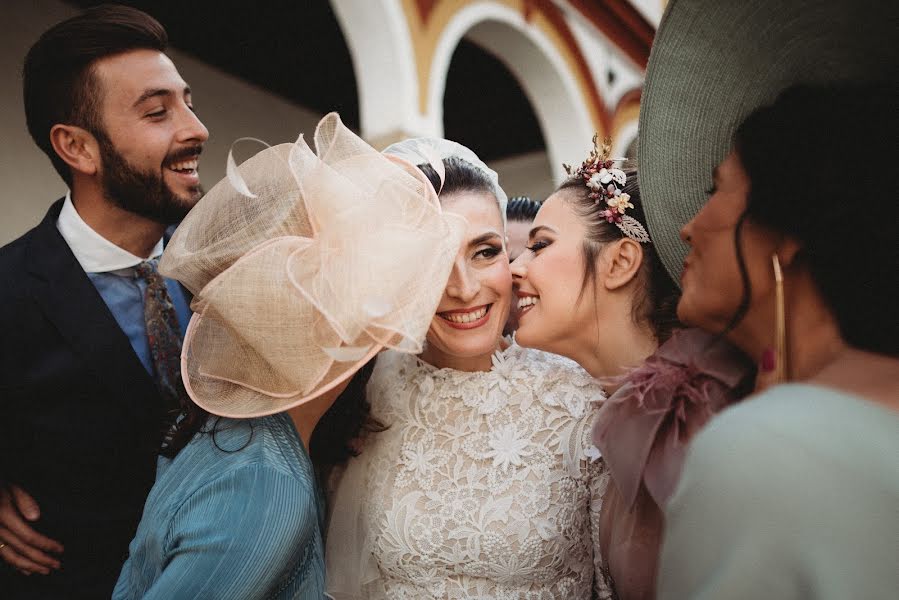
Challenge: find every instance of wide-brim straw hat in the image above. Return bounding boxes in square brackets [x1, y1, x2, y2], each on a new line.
[160, 113, 466, 418]
[638, 0, 897, 281]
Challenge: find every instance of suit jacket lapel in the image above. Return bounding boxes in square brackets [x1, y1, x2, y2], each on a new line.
[25, 200, 162, 422]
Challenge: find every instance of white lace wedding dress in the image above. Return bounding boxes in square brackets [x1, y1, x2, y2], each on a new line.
[326, 344, 614, 600]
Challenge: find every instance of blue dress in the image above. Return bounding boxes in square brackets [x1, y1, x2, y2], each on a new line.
[114, 412, 326, 599]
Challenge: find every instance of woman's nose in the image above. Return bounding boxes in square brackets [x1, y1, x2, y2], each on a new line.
[510, 252, 529, 280]
[445, 261, 480, 301]
[680, 220, 693, 244]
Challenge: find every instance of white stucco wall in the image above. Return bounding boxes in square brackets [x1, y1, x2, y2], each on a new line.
[2, 0, 647, 244]
[488, 151, 555, 201]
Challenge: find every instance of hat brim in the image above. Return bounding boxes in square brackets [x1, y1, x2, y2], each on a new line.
[181, 313, 384, 419]
[638, 0, 897, 282]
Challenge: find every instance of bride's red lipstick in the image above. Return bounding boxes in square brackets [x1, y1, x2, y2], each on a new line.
[437, 304, 492, 330]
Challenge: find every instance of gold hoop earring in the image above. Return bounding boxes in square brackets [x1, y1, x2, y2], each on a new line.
[771, 254, 787, 383]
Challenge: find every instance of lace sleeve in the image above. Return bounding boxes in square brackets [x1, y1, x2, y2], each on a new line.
[588, 454, 616, 599]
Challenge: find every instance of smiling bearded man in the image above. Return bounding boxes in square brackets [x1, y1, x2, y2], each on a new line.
[0, 6, 208, 599]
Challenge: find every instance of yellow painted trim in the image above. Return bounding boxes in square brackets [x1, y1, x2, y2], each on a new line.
[400, 1, 601, 129]
[611, 100, 640, 140]
[528, 9, 607, 136]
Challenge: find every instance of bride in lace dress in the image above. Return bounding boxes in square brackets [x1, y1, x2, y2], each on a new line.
[326, 139, 613, 600]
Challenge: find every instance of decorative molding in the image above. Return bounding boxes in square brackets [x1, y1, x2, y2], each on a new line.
[567, 0, 654, 68]
[400, 0, 650, 150]
[612, 86, 642, 139]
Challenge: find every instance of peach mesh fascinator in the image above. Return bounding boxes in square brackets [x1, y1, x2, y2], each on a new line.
[159, 113, 466, 418]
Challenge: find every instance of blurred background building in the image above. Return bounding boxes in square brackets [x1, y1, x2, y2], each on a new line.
[1, 0, 660, 244]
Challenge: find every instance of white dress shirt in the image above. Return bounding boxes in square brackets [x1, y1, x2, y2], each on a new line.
[56, 192, 163, 273]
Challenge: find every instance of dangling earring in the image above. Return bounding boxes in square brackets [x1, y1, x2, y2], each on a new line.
[771, 254, 787, 383]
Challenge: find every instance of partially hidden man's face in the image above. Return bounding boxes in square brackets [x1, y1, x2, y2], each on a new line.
[505, 219, 532, 263]
[92, 49, 209, 224]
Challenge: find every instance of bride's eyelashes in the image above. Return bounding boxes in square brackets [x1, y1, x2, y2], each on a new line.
[474, 244, 503, 261]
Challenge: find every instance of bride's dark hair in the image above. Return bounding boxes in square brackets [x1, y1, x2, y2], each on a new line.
[417, 156, 497, 201]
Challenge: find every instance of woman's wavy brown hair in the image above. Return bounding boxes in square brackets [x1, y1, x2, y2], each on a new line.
[559, 168, 681, 343]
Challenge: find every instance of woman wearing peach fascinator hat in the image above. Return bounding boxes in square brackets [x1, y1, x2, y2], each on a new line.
[326, 137, 615, 599]
[113, 113, 466, 600]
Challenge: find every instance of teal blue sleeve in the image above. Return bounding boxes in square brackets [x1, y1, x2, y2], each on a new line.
[140, 464, 316, 600]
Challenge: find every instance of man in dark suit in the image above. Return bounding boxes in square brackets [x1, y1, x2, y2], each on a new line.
[0, 6, 208, 598]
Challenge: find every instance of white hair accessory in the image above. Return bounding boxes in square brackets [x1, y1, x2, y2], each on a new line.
[383, 137, 508, 227]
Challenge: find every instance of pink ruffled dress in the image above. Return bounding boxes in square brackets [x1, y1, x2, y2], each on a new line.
[592, 328, 752, 600]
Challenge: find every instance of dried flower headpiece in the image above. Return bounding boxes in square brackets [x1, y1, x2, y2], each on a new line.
[563, 135, 651, 243]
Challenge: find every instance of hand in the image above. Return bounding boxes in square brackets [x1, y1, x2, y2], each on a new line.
[0, 484, 63, 575]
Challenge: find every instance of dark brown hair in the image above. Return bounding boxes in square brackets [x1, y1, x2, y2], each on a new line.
[730, 82, 897, 356]
[559, 168, 681, 343]
[308, 358, 382, 482]
[506, 196, 542, 222]
[417, 156, 497, 201]
[23, 4, 168, 185]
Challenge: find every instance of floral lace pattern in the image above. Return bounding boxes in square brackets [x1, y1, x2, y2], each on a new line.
[342, 344, 613, 599]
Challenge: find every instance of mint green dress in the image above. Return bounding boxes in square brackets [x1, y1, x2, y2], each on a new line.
[658, 384, 899, 600]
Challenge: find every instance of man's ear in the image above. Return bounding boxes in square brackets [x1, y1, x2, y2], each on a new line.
[49, 124, 100, 177]
[601, 238, 644, 291]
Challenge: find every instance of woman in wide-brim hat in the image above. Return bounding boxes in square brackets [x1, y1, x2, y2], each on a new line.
[632, 1, 897, 598]
[661, 77, 898, 600]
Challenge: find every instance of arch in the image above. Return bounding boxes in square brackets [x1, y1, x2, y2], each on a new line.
[426, 3, 595, 184]
[613, 118, 639, 159]
[611, 87, 642, 158]
[331, 0, 433, 146]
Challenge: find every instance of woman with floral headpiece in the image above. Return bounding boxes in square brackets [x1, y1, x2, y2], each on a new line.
[325, 139, 615, 599]
[509, 139, 753, 599]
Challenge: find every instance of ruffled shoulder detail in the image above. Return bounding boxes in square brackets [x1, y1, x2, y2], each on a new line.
[592, 328, 753, 509]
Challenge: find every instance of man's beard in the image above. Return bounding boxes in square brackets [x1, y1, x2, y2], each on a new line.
[97, 133, 204, 226]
